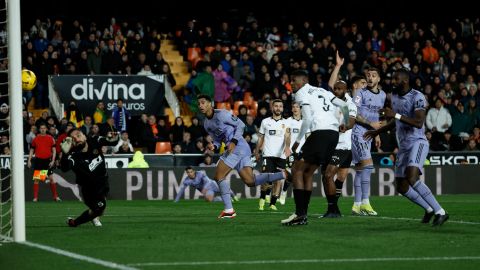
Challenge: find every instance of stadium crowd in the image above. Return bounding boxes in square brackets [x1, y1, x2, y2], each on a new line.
[2, 14, 480, 163]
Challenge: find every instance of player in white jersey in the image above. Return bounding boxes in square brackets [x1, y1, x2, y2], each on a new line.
[255, 99, 290, 211]
[278, 102, 307, 205]
[281, 70, 349, 226]
[320, 51, 357, 218]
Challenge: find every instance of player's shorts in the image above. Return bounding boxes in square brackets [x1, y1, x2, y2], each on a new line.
[33, 158, 53, 177]
[329, 149, 353, 168]
[219, 139, 252, 171]
[351, 132, 372, 164]
[299, 130, 339, 167]
[261, 157, 286, 173]
[395, 140, 429, 178]
[203, 181, 220, 196]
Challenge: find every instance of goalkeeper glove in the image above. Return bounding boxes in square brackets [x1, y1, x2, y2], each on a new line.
[60, 137, 73, 153]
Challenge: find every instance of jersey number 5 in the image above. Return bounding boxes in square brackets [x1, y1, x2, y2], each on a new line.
[317, 95, 330, 112]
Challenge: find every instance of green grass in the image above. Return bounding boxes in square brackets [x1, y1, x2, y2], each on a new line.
[1, 195, 480, 270]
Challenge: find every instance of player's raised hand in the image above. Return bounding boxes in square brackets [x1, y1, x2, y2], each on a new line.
[335, 50, 344, 67]
[60, 137, 73, 154]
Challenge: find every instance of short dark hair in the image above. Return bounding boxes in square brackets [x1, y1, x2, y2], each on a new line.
[185, 166, 194, 171]
[272, 99, 283, 105]
[291, 69, 309, 77]
[67, 127, 79, 136]
[394, 68, 410, 80]
[366, 67, 381, 76]
[197, 94, 212, 102]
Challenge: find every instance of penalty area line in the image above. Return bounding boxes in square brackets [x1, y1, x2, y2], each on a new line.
[20, 240, 138, 270]
[128, 256, 480, 267]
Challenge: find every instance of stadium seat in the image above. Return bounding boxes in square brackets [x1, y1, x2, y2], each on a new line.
[187, 47, 201, 63]
[204, 46, 215, 54]
[155, 142, 172, 154]
[243, 92, 253, 106]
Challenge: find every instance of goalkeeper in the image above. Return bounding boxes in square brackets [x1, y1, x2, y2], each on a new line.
[60, 128, 118, 227]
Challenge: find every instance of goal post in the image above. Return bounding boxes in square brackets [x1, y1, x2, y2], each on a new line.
[7, 0, 25, 242]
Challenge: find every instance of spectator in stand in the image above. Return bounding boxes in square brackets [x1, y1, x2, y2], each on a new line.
[113, 131, 134, 153]
[156, 116, 171, 142]
[87, 46, 102, 74]
[199, 153, 215, 167]
[422, 40, 439, 65]
[115, 142, 134, 154]
[172, 143, 182, 154]
[189, 62, 214, 113]
[171, 116, 186, 144]
[426, 99, 452, 136]
[111, 98, 131, 132]
[93, 101, 107, 124]
[65, 101, 84, 128]
[449, 101, 472, 136]
[80, 116, 93, 136]
[35, 111, 49, 129]
[464, 139, 479, 151]
[194, 138, 206, 154]
[237, 105, 248, 123]
[186, 116, 205, 141]
[101, 117, 118, 136]
[213, 63, 238, 104]
[88, 124, 101, 138]
[135, 114, 154, 153]
[470, 127, 480, 144]
[159, 63, 176, 88]
[25, 125, 37, 151]
[180, 131, 196, 153]
[432, 129, 463, 151]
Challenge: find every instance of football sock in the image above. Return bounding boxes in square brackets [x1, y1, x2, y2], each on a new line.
[402, 186, 433, 212]
[354, 169, 363, 203]
[335, 180, 343, 198]
[293, 189, 304, 216]
[33, 182, 39, 200]
[270, 195, 278, 206]
[282, 181, 291, 192]
[260, 190, 267, 199]
[303, 190, 312, 215]
[361, 165, 374, 200]
[50, 181, 58, 199]
[326, 195, 337, 212]
[413, 181, 443, 214]
[218, 180, 233, 210]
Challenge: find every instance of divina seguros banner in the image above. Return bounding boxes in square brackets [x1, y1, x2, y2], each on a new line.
[49, 75, 166, 115]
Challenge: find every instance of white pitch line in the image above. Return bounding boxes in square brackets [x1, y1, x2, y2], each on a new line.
[25, 212, 480, 225]
[128, 256, 480, 267]
[242, 211, 480, 225]
[20, 240, 138, 270]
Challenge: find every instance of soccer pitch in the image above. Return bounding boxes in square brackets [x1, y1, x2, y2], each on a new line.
[1, 195, 479, 270]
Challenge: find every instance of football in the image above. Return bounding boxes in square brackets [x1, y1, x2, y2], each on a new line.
[22, 69, 37, 91]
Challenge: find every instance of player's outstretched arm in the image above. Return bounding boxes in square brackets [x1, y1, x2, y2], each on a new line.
[328, 50, 345, 90]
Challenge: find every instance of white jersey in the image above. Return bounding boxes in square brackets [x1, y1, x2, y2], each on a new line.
[259, 117, 288, 159]
[294, 83, 340, 132]
[336, 94, 357, 150]
[286, 116, 307, 153]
